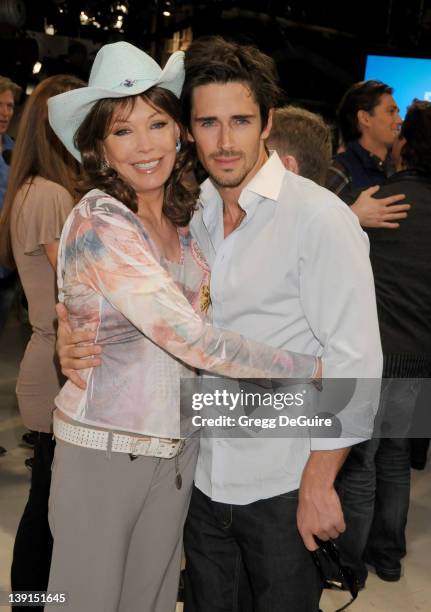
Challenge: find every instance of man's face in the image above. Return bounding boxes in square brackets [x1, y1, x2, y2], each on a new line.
[188, 81, 271, 189]
[362, 93, 402, 148]
[0, 89, 15, 136]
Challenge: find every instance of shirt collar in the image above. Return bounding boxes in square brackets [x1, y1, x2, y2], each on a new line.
[348, 140, 388, 171]
[199, 151, 286, 210]
[241, 151, 286, 202]
[199, 175, 222, 209]
[197, 151, 286, 240]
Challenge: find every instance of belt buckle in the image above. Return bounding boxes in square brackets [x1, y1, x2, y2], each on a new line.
[135, 437, 151, 455]
[129, 436, 150, 461]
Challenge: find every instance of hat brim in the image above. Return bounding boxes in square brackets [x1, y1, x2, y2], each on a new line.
[48, 50, 185, 162]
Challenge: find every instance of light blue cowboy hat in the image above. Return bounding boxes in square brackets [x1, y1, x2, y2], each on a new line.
[48, 41, 185, 161]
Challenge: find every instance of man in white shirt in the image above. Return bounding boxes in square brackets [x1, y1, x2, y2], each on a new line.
[180, 37, 382, 611]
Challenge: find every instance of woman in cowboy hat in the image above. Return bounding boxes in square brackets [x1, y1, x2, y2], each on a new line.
[47, 42, 319, 611]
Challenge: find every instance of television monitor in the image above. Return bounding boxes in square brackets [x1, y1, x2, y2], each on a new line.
[364, 54, 431, 117]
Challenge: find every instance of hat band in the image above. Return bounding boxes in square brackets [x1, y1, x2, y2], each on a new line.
[89, 77, 164, 91]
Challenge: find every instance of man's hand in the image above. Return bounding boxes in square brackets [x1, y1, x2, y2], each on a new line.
[351, 185, 410, 228]
[56, 303, 102, 390]
[297, 449, 349, 551]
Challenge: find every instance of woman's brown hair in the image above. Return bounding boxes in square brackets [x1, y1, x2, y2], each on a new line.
[75, 86, 198, 226]
[0, 75, 85, 268]
[400, 99, 431, 174]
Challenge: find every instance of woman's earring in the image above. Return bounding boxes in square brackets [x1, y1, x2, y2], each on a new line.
[101, 159, 110, 170]
[175, 138, 181, 154]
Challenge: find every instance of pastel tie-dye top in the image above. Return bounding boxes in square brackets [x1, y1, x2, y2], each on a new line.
[55, 190, 317, 438]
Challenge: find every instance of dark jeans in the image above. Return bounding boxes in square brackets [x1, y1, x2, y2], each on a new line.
[11, 432, 55, 610]
[183, 485, 322, 612]
[336, 378, 422, 582]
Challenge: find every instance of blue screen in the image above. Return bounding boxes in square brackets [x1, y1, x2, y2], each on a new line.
[365, 55, 431, 118]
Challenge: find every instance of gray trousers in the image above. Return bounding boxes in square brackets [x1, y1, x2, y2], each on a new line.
[47, 437, 199, 612]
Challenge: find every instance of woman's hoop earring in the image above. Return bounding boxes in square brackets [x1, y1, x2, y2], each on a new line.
[175, 138, 181, 154]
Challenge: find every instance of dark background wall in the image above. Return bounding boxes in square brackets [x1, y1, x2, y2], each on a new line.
[1, 0, 431, 116]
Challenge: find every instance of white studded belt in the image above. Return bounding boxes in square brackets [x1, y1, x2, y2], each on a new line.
[53, 415, 184, 459]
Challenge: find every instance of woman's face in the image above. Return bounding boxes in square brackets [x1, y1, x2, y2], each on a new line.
[104, 96, 180, 198]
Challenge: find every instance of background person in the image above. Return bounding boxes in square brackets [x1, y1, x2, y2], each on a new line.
[0, 76, 21, 204]
[336, 99, 431, 586]
[0, 75, 22, 334]
[269, 104, 410, 230]
[266, 105, 332, 185]
[326, 80, 411, 229]
[326, 80, 401, 202]
[0, 75, 84, 607]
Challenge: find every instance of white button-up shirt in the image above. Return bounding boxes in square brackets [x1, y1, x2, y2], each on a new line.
[190, 152, 383, 505]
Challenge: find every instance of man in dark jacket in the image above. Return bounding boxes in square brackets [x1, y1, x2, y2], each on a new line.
[336, 99, 431, 585]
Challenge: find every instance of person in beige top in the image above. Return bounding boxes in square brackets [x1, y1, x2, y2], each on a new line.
[0, 74, 84, 606]
[12, 177, 74, 431]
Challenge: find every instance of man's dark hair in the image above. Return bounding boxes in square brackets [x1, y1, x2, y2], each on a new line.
[337, 80, 393, 144]
[181, 36, 281, 131]
[400, 99, 431, 174]
[267, 106, 332, 185]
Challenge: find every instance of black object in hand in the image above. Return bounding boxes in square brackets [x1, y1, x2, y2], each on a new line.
[311, 537, 359, 611]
